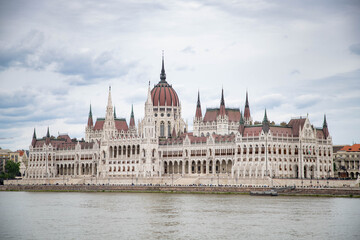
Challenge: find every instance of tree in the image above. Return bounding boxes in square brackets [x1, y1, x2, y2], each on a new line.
[1, 160, 20, 179]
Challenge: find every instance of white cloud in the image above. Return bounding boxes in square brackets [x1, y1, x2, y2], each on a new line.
[0, 0, 360, 150]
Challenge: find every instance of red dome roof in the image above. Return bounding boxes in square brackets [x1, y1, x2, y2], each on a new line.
[151, 81, 179, 107]
[150, 54, 179, 107]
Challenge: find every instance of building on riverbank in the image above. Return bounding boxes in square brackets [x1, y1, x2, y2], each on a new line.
[334, 144, 360, 179]
[24, 55, 334, 182]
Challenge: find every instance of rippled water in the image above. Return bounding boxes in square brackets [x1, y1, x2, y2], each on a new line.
[0, 192, 359, 240]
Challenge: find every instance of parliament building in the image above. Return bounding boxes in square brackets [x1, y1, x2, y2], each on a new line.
[25, 55, 334, 182]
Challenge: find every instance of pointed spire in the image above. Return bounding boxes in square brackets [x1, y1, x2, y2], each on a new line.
[130, 104, 135, 128]
[245, 90, 249, 107]
[219, 87, 226, 116]
[220, 87, 225, 106]
[262, 109, 269, 124]
[160, 50, 167, 82]
[197, 90, 201, 107]
[323, 114, 329, 139]
[114, 106, 117, 119]
[244, 91, 251, 123]
[195, 90, 202, 119]
[262, 109, 270, 133]
[46, 127, 50, 138]
[146, 81, 153, 105]
[33, 128, 37, 139]
[89, 104, 92, 118]
[239, 111, 244, 125]
[323, 114, 328, 128]
[87, 104, 93, 127]
[31, 128, 37, 147]
[107, 86, 113, 108]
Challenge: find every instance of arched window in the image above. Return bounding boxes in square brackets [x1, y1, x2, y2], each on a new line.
[160, 121, 165, 137]
[168, 121, 171, 137]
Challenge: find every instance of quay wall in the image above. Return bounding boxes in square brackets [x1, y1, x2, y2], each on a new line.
[1, 184, 360, 196]
[4, 176, 359, 188]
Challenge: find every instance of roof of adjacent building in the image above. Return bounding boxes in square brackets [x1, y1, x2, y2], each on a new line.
[339, 144, 360, 152]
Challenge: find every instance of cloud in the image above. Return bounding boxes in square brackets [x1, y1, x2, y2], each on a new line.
[0, 30, 138, 85]
[254, 94, 286, 110]
[0, 30, 45, 70]
[349, 43, 360, 55]
[294, 94, 322, 109]
[181, 46, 196, 54]
[290, 69, 300, 75]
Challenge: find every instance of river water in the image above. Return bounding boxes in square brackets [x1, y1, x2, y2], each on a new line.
[0, 192, 359, 240]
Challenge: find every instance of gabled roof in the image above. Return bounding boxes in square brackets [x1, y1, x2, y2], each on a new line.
[203, 108, 240, 122]
[287, 118, 306, 137]
[93, 118, 129, 132]
[269, 126, 292, 136]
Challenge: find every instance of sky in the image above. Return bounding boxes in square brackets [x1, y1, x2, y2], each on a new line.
[0, 0, 359, 151]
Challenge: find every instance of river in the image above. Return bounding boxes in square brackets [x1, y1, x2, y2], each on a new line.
[0, 192, 359, 239]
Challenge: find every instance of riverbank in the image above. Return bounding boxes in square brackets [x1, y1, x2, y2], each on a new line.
[1, 184, 360, 197]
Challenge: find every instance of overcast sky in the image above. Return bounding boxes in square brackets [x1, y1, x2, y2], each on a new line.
[0, 0, 359, 151]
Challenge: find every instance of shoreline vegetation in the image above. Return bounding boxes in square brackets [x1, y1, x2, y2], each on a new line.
[1, 185, 359, 198]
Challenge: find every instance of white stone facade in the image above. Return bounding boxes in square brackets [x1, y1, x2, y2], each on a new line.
[25, 58, 334, 181]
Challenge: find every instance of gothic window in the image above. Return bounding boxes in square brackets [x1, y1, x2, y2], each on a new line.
[160, 121, 165, 137]
[168, 122, 171, 137]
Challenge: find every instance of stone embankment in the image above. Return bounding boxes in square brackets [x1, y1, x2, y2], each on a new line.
[1, 184, 360, 197]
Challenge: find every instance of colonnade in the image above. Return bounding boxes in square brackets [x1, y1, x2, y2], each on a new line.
[163, 159, 233, 175]
[56, 163, 97, 176]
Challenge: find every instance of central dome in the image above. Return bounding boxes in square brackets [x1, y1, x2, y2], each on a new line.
[151, 55, 179, 107]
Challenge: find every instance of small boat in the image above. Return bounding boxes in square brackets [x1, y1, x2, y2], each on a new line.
[250, 190, 278, 196]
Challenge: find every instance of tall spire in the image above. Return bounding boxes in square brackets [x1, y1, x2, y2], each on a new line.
[219, 87, 226, 116]
[33, 128, 37, 139]
[244, 90, 251, 124]
[160, 50, 166, 82]
[130, 104, 135, 128]
[195, 90, 202, 119]
[239, 111, 244, 125]
[262, 109, 269, 124]
[146, 81, 153, 105]
[220, 88, 225, 106]
[32, 128, 37, 147]
[107, 86, 113, 108]
[105, 85, 114, 122]
[87, 104, 93, 127]
[323, 114, 329, 139]
[245, 90, 249, 107]
[197, 90, 201, 107]
[262, 109, 270, 133]
[46, 127, 50, 138]
[323, 114, 328, 128]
